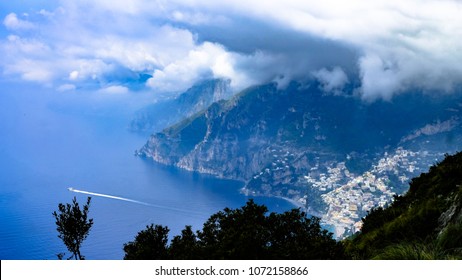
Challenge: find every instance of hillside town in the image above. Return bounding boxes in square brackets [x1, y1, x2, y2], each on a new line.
[303, 147, 439, 238]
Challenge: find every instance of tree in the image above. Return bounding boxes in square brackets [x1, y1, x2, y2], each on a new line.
[196, 200, 345, 259]
[52, 196, 93, 260]
[197, 200, 269, 259]
[267, 209, 346, 259]
[169, 225, 199, 259]
[122, 200, 347, 260]
[123, 224, 170, 260]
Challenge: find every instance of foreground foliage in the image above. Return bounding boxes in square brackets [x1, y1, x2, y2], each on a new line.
[52, 196, 93, 260]
[123, 200, 346, 260]
[56, 153, 462, 260]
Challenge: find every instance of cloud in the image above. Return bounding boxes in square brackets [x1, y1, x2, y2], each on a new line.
[160, 0, 462, 99]
[146, 42, 225, 93]
[4, 35, 49, 56]
[2, 11, 185, 89]
[313, 67, 349, 95]
[69, 71, 79, 81]
[11, 60, 54, 83]
[98, 85, 129, 94]
[1, 0, 462, 100]
[170, 10, 230, 26]
[3, 13, 35, 30]
[358, 54, 403, 101]
[146, 42, 265, 93]
[2, 1, 353, 94]
[57, 83, 76, 92]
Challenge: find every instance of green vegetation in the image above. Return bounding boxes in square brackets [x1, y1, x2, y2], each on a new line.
[123, 224, 170, 260]
[52, 196, 93, 260]
[54, 153, 462, 260]
[123, 199, 346, 260]
[345, 152, 462, 259]
[124, 152, 462, 260]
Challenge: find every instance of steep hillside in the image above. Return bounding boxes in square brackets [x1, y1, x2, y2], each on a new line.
[138, 81, 462, 237]
[346, 152, 462, 259]
[130, 79, 232, 133]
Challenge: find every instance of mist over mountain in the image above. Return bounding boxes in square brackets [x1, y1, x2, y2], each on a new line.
[130, 79, 232, 133]
[138, 80, 462, 237]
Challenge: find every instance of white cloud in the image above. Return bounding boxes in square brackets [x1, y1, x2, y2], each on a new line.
[160, 0, 462, 99]
[57, 83, 77, 91]
[170, 10, 230, 26]
[359, 54, 404, 101]
[146, 42, 258, 93]
[3, 13, 35, 30]
[5, 35, 49, 55]
[38, 9, 55, 17]
[0, 2, 317, 92]
[146, 42, 218, 93]
[98, 85, 129, 94]
[3, 58, 54, 83]
[69, 71, 79, 81]
[1, 0, 462, 100]
[313, 67, 349, 95]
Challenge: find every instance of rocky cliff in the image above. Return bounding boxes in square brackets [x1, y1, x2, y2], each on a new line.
[138, 81, 462, 237]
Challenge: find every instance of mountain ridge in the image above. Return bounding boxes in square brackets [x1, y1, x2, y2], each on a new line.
[130, 78, 233, 133]
[137, 81, 462, 238]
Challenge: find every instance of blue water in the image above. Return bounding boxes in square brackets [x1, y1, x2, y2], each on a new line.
[0, 85, 295, 260]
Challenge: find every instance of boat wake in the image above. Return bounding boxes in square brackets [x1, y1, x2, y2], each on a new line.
[68, 187, 151, 206]
[67, 187, 200, 215]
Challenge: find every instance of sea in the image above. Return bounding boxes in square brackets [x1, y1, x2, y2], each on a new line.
[0, 84, 295, 260]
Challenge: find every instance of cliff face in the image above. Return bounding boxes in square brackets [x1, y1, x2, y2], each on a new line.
[140, 83, 324, 179]
[130, 79, 232, 133]
[138, 81, 462, 237]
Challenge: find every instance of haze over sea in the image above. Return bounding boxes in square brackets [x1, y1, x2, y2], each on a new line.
[0, 84, 293, 260]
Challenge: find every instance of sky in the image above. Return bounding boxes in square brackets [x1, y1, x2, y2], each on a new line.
[1, 0, 462, 101]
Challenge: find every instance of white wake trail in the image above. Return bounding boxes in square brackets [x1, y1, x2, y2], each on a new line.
[68, 188, 151, 206]
[67, 187, 202, 215]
